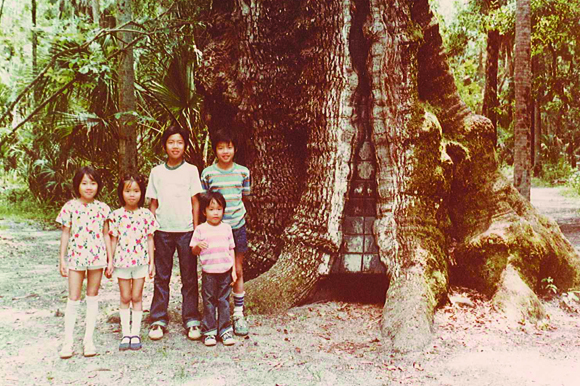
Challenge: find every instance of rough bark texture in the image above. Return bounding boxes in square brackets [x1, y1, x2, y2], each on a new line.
[197, 0, 580, 353]
[116, 0, 137, 174]
[513, 0, 532, 199]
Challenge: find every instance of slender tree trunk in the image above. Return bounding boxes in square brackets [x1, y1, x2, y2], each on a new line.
[197, 0, 580, 354]
[513, 0, 532, 199]
[116, 0, 137, 174]
[92, 0, 101, 25]
[482, 0, 500, 137]
[31, 0, 38, 75]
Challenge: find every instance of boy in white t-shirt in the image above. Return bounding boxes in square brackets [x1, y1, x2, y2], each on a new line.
[146, 126, 203, 341]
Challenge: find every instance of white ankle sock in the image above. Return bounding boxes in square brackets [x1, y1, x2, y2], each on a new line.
[131, 310, 143, 337]
[63, 299, 80, 344]
[119, 308, 130, 337]
[84, 296, 98, 343]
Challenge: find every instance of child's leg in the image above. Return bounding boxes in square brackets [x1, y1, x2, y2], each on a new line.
[176, 231, 201, 331]
[150, 232, 176, 330]
[83, 269, 103, 350]
[130, 278, 145, 337]
[118, 278, 132, 338]
[201, 273, 218, 338]
[217, 271, 233, 338]
[61, 270, 84, 355]
[233, 251, 245, 318]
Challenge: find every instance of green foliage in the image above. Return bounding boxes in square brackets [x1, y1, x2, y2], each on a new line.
[0, 0, 212, 206]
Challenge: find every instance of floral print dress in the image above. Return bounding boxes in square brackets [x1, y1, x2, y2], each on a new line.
[108, 207, 158, 268]
[56, 199, 111, 269]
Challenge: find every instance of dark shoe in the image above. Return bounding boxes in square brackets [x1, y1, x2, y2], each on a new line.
[221, 331, 235, 346]
[119, 336, 131, 351]
[203, 335, 217, 347]
[233, 316, 249, 336]
[130, 336, 142, 351]
[187, 326, 201, 340]
[148, 325, 163, 340]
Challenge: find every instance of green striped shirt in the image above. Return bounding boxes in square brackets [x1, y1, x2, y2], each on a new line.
[201, 163, 250, 229]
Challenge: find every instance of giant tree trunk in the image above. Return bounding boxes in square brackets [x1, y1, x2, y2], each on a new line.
[197, 0, 580, 353]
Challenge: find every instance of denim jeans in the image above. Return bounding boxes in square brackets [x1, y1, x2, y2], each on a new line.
[150, 231, 200, 329]
[201, 269, 233, 337]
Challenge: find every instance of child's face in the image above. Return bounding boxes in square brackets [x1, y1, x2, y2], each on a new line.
[78, 174, 98, 202]
[165, 133, 185, 162]
[122, 180, 141, 208]
[205, 198, 224, 226]
[215, 141, 235, 166]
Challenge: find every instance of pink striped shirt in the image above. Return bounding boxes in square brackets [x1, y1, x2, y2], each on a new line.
[190, 222, 235, 273]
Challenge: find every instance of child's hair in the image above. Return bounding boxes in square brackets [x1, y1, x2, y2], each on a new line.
[117, 173, 147, 207]
[199, 191, 227, 222]
[161, 125, 189, 152]
[72, 166, 102, 197]
[211, 129, 237, 154]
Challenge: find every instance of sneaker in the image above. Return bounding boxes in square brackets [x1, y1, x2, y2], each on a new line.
[148, 325, 164, 340]
[59, 342, 73, 359]
[233, 316, 249, 336]
[187, 326, 201, 340]
[221, 332, 235, 346]
[129, 336, 142, 351]
[203, 335, 217, 347]
[119, 336, 131, 351]
[83, 340, 97, 357]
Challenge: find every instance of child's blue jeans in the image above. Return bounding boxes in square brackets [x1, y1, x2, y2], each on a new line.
[201, 269, 233, 337]
[150, 231, 201, 330]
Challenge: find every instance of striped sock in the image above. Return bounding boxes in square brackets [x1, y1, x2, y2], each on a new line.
[233, 292, 245, 318]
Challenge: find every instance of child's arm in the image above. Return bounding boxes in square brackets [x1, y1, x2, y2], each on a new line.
[104, 221, 114, 278]
[190, 240, 208, 255]
[191, 194, 200, 227]
[147, 234, 155, 279]
[230, 249, 237, 284]
[149, 198, 159, 217]
[58, 226, 71, 277]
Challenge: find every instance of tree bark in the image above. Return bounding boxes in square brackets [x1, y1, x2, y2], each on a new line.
[116, 0, 137, 174]
[197, 0, 580, 353]
[513, 0, 532, 199]
[482, 0, 500, 137]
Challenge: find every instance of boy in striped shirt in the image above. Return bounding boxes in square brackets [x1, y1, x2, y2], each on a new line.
[190, 192, 237, 346]
[201, 130, 251, 336]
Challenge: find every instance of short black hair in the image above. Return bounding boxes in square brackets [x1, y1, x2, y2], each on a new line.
[199, 191, 227, 221]
[161, 125, 189, 152]
[72, 166, 102, 198]
[211, 129, 237, 154]
[117, 174, 147, 207]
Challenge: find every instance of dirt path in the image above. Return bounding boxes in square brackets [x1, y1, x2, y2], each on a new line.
[1, 188, 580, 386]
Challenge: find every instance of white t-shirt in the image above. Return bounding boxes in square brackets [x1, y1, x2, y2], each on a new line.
[146, 161, 203, 232]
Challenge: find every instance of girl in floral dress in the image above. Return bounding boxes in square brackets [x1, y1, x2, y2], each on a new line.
[107, 174, 157, 351]
[56, 166, 112, 359]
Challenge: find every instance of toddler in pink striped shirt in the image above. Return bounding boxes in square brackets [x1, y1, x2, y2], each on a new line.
[190, 191, 237, 346]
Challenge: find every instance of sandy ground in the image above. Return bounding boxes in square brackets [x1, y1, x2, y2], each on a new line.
[1, 187, 580, 386]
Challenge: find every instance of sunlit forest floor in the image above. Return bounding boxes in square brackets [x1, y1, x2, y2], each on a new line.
[0, 187, 579, 386]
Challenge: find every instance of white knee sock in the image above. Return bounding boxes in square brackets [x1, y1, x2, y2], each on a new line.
[119, 308, 130, 337]
[63, 299, 80, 344]
[131, 310, 143, 337]
[84, 296, 98, 343]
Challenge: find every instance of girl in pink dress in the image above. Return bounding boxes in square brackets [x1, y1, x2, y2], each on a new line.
[107, 174, 157, 351]
[56, 166, 111, 359]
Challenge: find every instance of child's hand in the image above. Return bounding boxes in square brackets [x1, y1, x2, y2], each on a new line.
[59, 259, 68, 277]
[105, 262, 114, 279]
[198, 241, 209, 250]
[149, 263, 155, 279]
[231, 268, 237, 285]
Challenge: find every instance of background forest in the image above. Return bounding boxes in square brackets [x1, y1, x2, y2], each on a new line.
[0, 0, 579, 218]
